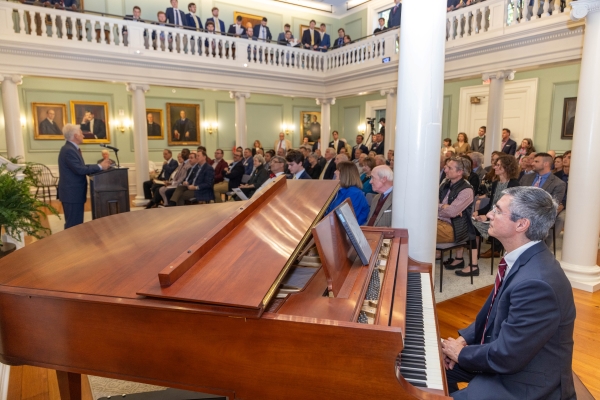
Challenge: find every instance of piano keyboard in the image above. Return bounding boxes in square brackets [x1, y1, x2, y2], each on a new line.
[397, 272, 444, 391]
[357, 239, 391, 324]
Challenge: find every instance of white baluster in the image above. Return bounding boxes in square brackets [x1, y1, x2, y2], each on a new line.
[451, 16, 456, 40]
[20, 9, 27, 35]
[543, 0, 551, 17]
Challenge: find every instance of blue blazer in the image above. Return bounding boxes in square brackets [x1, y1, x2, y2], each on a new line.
[454, 242, 576, 400]
[186, 13, 203, 30]
[205, 18, 226, 33]
[242, 157, 253, 175]
[193, 163, 215, 202]
[326, 186, 370, 225]
[57, 141, 100, 204]
[296, 170, 312, 180]
[319, 32, 330, 52]
[165, 8, 188, 27]
[158, 158, 179, 180]
[501, 138, 517, 156]
[388, 3, 402, 28]
[253, 24, 272, 42]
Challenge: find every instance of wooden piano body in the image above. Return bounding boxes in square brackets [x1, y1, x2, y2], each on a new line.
[0, 177, 450, 400]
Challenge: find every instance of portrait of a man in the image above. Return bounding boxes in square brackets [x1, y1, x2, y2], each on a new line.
[70, 101, 110, 143]
[166, 103, 200, 146]
[33, 103, 67, 139]
[146, 109, 164, 139]
[301, 111, 321, 143]
[561, 97, 576, 139]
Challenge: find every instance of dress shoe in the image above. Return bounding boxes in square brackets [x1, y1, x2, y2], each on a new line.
[144, 201, 154, 209]
[443, 257, 455, 265]
[479, 249, 501, 259]
[444, 258, 464, 270]
[455, 266, 479, 277]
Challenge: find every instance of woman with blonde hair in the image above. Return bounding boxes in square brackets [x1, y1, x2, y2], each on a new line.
[252, 140, 263, 156]
[326, 161, 370, 225]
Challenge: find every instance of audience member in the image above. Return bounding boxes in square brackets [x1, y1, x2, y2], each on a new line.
[264, 149, 275, 170]
[386, 149, 394, 166]
[213, 150, 244, 202]
[306, 153, 322, 179]
[168, 152, 200, 206]
[453, 132, 471, 155]
[343, 35, 352, 45]
[325, 161, 370, 225]
[335, 153, 349, 166]
[360, 156, 376, 195]
[166, 0, 188, 28]
[374, 17, 387, 34]
[254, 156, 286, 195]
[515, 138, 535, 160]
[276, 147, 285, 157]
[329, 131, 346, 154]
[212, 149, 228, 184]
[122, 6, 144, 45]
[286, 150, 311, 179]
[466, 151, 484, 181]
[298, 145, 312, 170]
[156, 151, 191, 207]
[518, 154, 534, 179]
[240, 148, 253, 175]
[353, 150, 364, 172]
[186, 2, 202, 30]
[196, 146, 213, 165]
[379, 118, 386, 136]
[277, 23, 294, 44]
[206, 7, 225, 33]
[228, 15, 245, 37]
[553, 155, 563, 173]
[351, 134, 369, 160]
[332, 28, 345, 49]
[274, 132, 291, 153]
[388, 0, 402, 28]
[143, 149, 177, 201]
[461, 154, 480, 197]
[470, 126, 486, 154]
[320, 147, 337, 179]
[302, 20, 321, 50]
[312, 139, 321, 152]
[238, 154, 269, 198]
[188, 149, 215, 204]
[500, 128, 517, 155]
[152, 11, 173, 51]
[253, 17, 272, 42]
[97, 149, 116, 168]
[318, 23, 330, 52]
[484, 151, 503, 174]
[554, 150, 570, 247]
[547, 149, 556, 159]
[371, 133, 385, 155]
[366, 165, 394, 227]
[441, 138, 454, 156]
[251, 140, 262, 155]
[374, 155, 386, 166]
[436, 157, 474, 244]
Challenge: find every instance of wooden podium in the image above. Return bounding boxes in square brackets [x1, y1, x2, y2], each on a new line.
[89, 168, 130, 219]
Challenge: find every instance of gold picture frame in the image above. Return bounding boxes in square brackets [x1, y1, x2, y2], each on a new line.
[69, 101, 110, 143]
[32, 102, 67, 140]
[166, 103, 200, 146]
[234, 11, 264, 30]
[300, 111, 321, 143]
[146, 108, 164, 140]
[299, 24, 310, 40]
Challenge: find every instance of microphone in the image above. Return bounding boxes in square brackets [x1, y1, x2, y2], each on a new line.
[99, 144, 119, 152]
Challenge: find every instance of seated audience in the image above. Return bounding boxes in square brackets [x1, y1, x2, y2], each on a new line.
[157, 151, 191, 207]
[213, 150, 244, 203]
[306, 153, 322, 179]
[238, 154, 269, 198]
[168, 152, 200, 206]
[326, 162, 370, 225]
[252, 140, 262, 156]
[518, 154, 534, 179]
[515, 137, 535, 160]
[212, 149, 228, 185]
[143, 149, 178, 201]
[553, 155, 563, 173]
[469, 152, 485, 181]
[264, 149, 275, 171]
[319, 147, 337, 179]
[453, 132, 471, 155]
[351, 134, 369, 160]
[354, 151, 365, 174]
[461, 154, 480, 197]
[197, 146, 213, 165]
[254, 156, 286, 195]
[436, 157, 474, 244]
[366, 165, 394, 227]
[360, 156, 376, 195]
[375, 155, 386, 166]
[298, 145, 312, 170]
[386, 149, 394, 166]
[554, 150, 570, 248]
[335, 153, 349, 166]
[242, 148, 253, 175]
[286, 150, 311, 179]
[189, 149, 215, 204]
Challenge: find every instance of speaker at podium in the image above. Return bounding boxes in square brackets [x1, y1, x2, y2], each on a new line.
[89, 168, 130, 219]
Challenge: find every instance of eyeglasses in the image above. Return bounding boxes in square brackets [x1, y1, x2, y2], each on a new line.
[490, 205, 521, 219]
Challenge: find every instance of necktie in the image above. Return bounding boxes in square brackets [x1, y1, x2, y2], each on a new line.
[193, 16, 199, 30]
[78, 148, 83, 158]
[481, 258, 507, 344]
[215, 18, 220, 32]
[367, 193, 388, 226]
[338, 38, 342, 46]
[533, 176, 542, 187]
[310, 30, 314, 46]
[174, 10, 180, 26]
[269, 172, 276, 178]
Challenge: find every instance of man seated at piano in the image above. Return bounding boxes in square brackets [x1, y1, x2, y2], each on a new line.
[441, 187, 576, 399]
[365, 165, 393, 226]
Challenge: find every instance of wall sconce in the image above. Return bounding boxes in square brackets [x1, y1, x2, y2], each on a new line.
[203, 121, 218, 134]
[281, 123, 294, 135]
[20, 116, 26, 128]
[119, 118, 131, 133]
[358, 124, 366, 134]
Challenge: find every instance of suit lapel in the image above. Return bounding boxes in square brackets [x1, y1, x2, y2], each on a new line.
[375, 192, 393, 225]
[541, 174, 553, 191]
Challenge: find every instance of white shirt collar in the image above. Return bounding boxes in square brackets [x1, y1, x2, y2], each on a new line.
[503, 240, 540, 276]
[382, 186, 393, 197]
[68, 140, 80, 150]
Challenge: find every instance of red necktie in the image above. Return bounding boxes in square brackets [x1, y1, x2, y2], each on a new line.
[367, 193, 387, 226]
[481, 258, 507, 344]
[269, 173, 276, 178]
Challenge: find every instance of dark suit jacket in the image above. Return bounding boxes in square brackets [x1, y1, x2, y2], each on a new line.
[307, 163, 322, 179]
[57, 141, 100, 204]
[228, 24, 246, 36]
[373, 26, 387, 34]
[321, 159, 336, 180]
[225, 161, 245, 191]
[166, 8, 188, 27]
[387, 3, 402, 28]
[332, 36, 345, 49]
[519, 173, 566, 204]
[205, 18, 225, 33]
[80, 118, 106, 139]
[351, 144, 369, 160]
[471, 136, 485, 154]
[294, 170, 312, 180]
[186, 13, 203, 30]
[301, 29, 321, 48]
[172, 118, 195, 141]
[39, 119, 62, 135]
[192, 163, 215, 202]
[455, 242, 576, 400]
[147, 122, 161, 137]
[253, 24, 272, 42]
[312, 142, 321, 152]
[371, 141, 384, 155]
[329, 139, 347, 154]
[158, 158, 179, 181]
[501, 138, 517, 155]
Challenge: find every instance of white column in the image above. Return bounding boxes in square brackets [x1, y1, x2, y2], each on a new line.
[316, 98, 335, 150]
[392, 0, 446, 265]
[380, 88, 397, 156]
[482, 70, 515, 167]
[560, 0, 600, 292]
[230, 91, 250, 149]
[0, 74, 25, 161]
[127, 83, 150, 207]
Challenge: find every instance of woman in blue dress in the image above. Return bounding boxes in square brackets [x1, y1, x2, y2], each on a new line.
[326, 161, 370, 225]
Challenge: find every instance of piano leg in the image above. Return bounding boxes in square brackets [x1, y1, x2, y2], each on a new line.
[56, 371, 82, 400]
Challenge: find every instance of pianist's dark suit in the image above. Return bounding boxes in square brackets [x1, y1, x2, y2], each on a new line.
[450, 242, 576, 400]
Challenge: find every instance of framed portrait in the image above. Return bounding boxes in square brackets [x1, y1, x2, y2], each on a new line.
[300, 24, 310, 39]
[300, 111, 321, 143]
[146, 108, 164, 140]
[69, 101, 110, 143]
[166, 103, 200, 146]
[561, 97, 576, 139]
[32, 103, 67, 140]
[234, 11, 264, 30]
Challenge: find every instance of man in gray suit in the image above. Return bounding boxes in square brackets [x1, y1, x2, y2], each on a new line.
[365, 165, 393, 227]
[470, 126, 486, 154]
[442, 187, 576, 400]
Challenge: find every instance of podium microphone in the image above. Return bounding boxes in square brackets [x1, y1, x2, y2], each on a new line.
[99, 144, 119, 152]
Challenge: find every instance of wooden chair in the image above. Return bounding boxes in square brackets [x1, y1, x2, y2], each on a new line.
[29, 163, 59, 204]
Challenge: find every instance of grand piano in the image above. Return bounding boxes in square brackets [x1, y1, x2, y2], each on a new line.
[0, 176, 450, 399]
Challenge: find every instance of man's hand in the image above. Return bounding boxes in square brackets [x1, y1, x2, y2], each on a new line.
[174, 130, 180, 140]
[182, 181, 189, 186]
[557, 204, 564, 214]
[442, 337, 467, 365]
[188, 185, 196, 190]
[100, 158, 112, 170]
[185, 131, 190, 138]
[441, 204, 450, 210]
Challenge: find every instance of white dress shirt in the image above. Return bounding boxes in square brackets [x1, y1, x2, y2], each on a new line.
[503, 240, 540, 277]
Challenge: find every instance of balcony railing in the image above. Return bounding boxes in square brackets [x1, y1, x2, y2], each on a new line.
[0, 1, 400, 76]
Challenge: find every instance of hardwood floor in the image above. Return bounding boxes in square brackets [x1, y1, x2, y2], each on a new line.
[7, 285, 598, 399]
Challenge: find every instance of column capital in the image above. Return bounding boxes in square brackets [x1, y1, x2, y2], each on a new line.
[230, 91, 251, 100]
[380, 88, 397, 96]
[126, 83, 150, 93]
[316, 98, 335, 106]
[0, 75, 23, 85]
[482, 70, 515, 82]
[570, 0, 600, 21]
